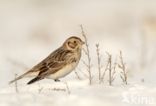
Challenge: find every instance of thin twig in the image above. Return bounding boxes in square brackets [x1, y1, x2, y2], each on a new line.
[118, 51, 128, 85]
[111, 58, 117, 82]
[80, 25, 92, 85]
[105, 52, 117, 86]
[107, 53, 112, 86]
[96, 43, 102, 83]
[64, 82, 71, 94]
[74, 71, 81, 80]
[101, 58, 109, 83]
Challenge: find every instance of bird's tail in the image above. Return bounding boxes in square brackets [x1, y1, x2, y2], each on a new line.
[9, 72, 30, 84]
[27, 76, 42, 85]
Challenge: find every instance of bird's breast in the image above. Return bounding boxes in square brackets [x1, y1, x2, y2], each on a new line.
[47, 62, 78, 79]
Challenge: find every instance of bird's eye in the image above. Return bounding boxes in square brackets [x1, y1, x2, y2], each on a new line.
[74, 41, 76, 44]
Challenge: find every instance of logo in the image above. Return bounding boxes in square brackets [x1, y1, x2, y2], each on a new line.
[122, 85, 155, 104]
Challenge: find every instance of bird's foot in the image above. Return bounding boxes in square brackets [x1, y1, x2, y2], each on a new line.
[54, 79, 60, 82]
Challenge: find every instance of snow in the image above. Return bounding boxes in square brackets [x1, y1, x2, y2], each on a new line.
[0, 80, 156, 106]
[0, 0, 156, 106]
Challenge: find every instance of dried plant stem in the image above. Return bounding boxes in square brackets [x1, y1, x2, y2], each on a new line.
[96, 44, 102, 83]
[74, 71, 81, 80]
[111, 59, 117, 83]
[107, 53, 112, 86]
[65, 82, 71, 94]
[105, 52, 117, 86]
[80, 25, 92, 85]
[101, 60, 109, 83]
[118, 51, 128, 85]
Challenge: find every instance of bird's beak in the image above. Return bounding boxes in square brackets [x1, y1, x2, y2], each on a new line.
[82, 41, 85, 45]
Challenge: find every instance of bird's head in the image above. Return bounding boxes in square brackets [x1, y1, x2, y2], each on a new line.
[63, 36, 85, 51]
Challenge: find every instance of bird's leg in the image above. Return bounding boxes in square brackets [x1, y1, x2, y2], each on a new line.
[54, 79, 60, 82]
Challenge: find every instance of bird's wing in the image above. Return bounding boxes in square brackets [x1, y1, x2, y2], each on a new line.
[27, 49, 74, 84]
[30, 48, 72, 74]
[27, 60, 68, 84]
[40, 60, 68, 76]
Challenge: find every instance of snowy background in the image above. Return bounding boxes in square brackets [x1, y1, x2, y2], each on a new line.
[0, 0, 156, 106]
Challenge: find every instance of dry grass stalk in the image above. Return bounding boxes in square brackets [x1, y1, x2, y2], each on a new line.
[105, 52, 117, 86]
[80, 25, 92, 85]
[118, 51, 128, 85]
[96, 43, 102, 83]
[111, 58, 117, 83]
[107, 52, 112, 86]
[74, 71, 81, 80]
[64, 82, 71, 94]
[101, 58, 109, 83]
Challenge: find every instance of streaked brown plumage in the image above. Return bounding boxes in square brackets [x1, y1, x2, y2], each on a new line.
[9, 36, 84, 85]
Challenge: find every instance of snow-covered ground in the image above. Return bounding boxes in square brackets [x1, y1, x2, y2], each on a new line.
[0, 80, 156, 106]
[0, 0, 156, 106]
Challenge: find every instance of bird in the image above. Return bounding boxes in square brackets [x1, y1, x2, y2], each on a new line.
[9, 36, 85, 85]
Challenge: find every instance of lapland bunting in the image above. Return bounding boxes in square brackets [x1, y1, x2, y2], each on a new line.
[9, 36, 85, 85]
